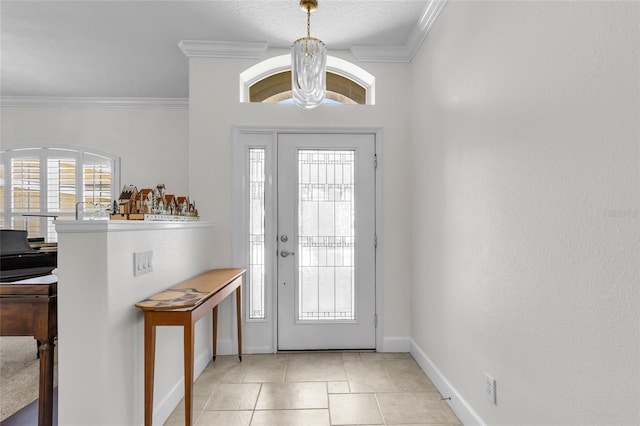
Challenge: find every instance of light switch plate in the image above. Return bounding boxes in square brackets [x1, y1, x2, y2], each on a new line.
[134, 250, 153, 276]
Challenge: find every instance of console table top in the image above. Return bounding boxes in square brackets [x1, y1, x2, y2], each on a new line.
[135, 268, 245, 311]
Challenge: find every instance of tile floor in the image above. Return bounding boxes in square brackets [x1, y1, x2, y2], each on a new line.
[164, 352, 462, 426]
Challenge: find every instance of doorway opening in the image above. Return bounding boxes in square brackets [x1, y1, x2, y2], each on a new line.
[233, 128, 383, 353]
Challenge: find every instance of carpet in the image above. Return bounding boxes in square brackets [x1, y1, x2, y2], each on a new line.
[0, 336, 58, 421]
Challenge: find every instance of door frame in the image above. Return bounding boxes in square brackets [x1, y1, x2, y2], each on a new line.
[232, 126, 384, 353]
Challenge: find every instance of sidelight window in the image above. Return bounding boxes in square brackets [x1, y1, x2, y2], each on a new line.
[248, 148, 266, 320]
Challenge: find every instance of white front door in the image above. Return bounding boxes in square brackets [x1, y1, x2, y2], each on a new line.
[277, 133, 376, 350]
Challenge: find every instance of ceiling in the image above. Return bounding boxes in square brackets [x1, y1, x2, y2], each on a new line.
[1, 1, 443, 99]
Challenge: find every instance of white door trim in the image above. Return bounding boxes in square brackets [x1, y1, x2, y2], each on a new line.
[232, 125, 384, 353]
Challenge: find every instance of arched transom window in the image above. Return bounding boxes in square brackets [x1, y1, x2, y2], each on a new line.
[240, 55, 375, 105]
[250, 71, 366, 105]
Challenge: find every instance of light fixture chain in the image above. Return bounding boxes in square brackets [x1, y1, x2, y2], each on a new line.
[307, 5, 311, 39]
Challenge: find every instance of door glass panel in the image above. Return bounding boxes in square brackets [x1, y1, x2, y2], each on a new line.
[249, 148, 266, 319]
[298, 150, 355, 321]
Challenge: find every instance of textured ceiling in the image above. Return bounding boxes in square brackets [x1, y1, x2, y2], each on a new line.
[1, 1, 432, 98]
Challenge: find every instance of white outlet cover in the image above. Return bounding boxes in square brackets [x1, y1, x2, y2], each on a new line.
[485, 373, 496, 404]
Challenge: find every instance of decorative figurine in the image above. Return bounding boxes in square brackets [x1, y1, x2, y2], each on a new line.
[109, 184, 198, 221]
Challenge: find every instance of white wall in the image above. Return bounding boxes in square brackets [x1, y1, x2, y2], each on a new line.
[56, 222, 215, 425]
[1, 106, 189, 195]
[188, 49, 413, 350]
[409, 1, 639, 425]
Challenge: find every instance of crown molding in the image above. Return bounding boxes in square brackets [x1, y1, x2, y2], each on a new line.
[351, 0, 448, 62]
[0, 96, 189, 109]
[178, 40, 268, 59]
[405, 0, 448, 59]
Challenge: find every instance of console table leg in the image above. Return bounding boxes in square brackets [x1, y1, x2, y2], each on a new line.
[212, 305, 218, 362]
[236, 286, 242, 362]
[37, 338, 54, 426]
[184, 320, 195, 426]
[144, 317, 156, 426]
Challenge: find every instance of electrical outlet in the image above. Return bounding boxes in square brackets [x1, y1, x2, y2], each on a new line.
[134, 250, 154, 276]
[485, 373, 496, 405]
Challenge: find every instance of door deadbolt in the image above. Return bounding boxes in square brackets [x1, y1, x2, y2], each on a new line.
[280, 235, 288, 242]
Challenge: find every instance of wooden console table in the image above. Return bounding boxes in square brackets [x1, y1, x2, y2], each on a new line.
[135, 268, 245, 426]
[0, 274, 57, 426]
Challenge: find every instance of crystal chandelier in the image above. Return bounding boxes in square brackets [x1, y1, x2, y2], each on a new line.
[291, 0, 327, 109]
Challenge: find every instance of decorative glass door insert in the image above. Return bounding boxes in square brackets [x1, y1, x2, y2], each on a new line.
[249, 148, 266, 319]
[298, 150, 355, 321]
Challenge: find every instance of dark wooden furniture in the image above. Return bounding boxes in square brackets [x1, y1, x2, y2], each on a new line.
[135, 268, 245, 426]
[0, 230, 57, 282]
[0, 274, 57, 426]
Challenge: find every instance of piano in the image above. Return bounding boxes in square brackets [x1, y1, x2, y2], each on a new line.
[0, 230, 58, 425]
[1, 229, 57, 282]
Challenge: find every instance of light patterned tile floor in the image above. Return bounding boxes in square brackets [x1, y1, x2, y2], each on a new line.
[164, 352, 462, 426]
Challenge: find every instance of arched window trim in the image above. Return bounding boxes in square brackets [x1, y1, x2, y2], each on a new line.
[239, 54, 376, 105]
[1, 144, 121, 241]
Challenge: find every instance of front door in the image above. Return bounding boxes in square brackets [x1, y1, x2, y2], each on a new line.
[277, 133, 376, 350]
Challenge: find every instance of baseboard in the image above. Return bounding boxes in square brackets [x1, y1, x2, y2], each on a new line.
[245, 346, 275, 354]
[382, 336, 411, 352]
[410, 339, 485, 426]
[152, 348, 212, 425]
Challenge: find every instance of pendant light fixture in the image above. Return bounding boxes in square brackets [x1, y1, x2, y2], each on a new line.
[291, 0, 326, 109]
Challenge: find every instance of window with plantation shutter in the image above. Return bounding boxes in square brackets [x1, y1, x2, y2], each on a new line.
[1, 147, 120, 242]
[47, 158, 76, 213]
[84, 163, 112, 205]
[11, 157, 41, 237]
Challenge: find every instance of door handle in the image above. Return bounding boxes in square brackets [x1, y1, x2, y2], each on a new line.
[280, 250, 295, 257]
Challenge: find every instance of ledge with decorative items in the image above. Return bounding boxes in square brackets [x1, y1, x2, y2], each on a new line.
[110, 184, 199, 221]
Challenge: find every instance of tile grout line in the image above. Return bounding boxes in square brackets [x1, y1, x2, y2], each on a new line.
[373, 392, 388, 426]
[248, 382, 263, 425]
[343, 356, 353, 394]
[282, 353, 289, 383]
[323, 380, 330, 424]
[194, 393, 212, 424]
[196, 379, 218, 422]
[327, 380, 334, 426]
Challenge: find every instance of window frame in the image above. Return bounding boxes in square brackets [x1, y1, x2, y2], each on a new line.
[249, 70, 366, 105]
[239, 54, 376, 105]
[1, 145, 121, 241]
[233, 138, 276, 325]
